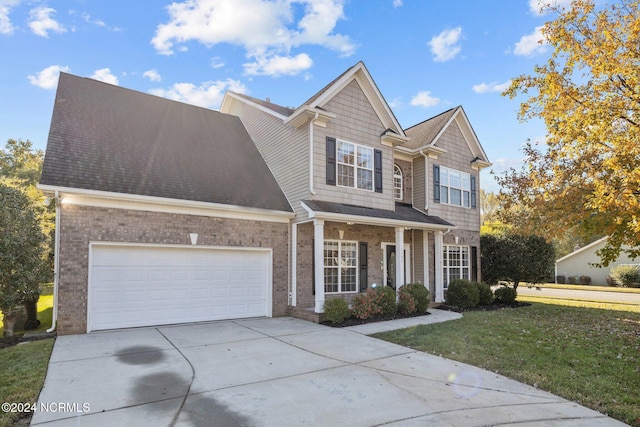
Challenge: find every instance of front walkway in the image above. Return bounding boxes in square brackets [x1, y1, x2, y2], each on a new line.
[33, 316, 625, 426]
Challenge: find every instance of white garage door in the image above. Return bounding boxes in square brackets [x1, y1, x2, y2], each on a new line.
[88, 244, 271, 331]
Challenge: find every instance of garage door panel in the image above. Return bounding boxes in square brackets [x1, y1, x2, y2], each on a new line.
[89, 245, 270, 331]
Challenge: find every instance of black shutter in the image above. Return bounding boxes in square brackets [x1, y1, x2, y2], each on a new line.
[374, 149, 382, 193]
[433, 164, 440, 203]
[471, 246, 478, 282]
[312, 238, 315, 295]
[326, 137, 336, 186]
[470, 175, 477, 208]
[359, 242, 368, 292]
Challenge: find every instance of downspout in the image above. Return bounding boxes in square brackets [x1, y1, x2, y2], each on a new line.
[309, 112, 320, 195]
[420, 149, 429, 211]
[47, 190, 60, 333]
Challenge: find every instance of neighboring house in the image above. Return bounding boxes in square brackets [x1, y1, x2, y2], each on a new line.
[555, 237, 638, 285]
[39, 62, 491, 334]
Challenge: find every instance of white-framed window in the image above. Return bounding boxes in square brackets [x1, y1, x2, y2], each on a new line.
[439, 166, 472, 208]
[324, 240, 358, 293]
[337, 140, 373, 191]
[443, 245, 470, 287]
[393, 164, 403, 200]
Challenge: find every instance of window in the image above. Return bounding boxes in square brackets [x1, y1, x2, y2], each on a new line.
[435, 166, 474, 208]
[337, 140, 373, 191]
[393, 164, 403, 200]
[443, 245, 470, 287]
[324, 241, 358, 293]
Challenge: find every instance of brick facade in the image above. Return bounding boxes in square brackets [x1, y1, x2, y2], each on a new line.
[56, 204, 289, 335]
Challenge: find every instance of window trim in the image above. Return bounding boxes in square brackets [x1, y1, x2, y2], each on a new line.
[393, 164, 403, 200]
[336, 139, 374, 192]
[324, 240, 359, 294]
[442, 245, 470, 288]
[437, 166, 472, 208]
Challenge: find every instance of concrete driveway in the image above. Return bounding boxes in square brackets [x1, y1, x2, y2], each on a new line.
[32, 313, 625, 426]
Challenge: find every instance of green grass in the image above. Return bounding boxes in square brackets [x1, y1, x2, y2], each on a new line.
[374, 303, 640, 427]
[0, 338, 54, 426]
[0, 284, 53, 335]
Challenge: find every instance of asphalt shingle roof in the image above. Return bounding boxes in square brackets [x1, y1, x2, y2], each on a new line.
[40, 73, 292, 213]
[403, 107, 458, 150]
[302, 200, 453, 227]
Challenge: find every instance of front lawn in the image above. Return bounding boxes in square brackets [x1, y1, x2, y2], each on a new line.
[373, 303, 640, 427]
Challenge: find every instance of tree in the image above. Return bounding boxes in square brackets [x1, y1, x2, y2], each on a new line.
[480, 190, 500, 224]
[481, 233, 556, 289]
[500, 0, 640, 267]
[0, 184, 49, 337]
[0, 139, 54, 280]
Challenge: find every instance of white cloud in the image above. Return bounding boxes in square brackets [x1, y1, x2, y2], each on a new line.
[149, 79, 248, 109]
[143, 69, 162, 82]
[27, 65, 69, 89]
[514, 26, 548, 57]
[428, 27, 462, 62]
[410, 91, 440, 108]
[0, 0, 21, 35]
[210, 56, 225, 69]
[28, 7, 66, 37]
[244, 53, 313, 77]
[393, 0, 403, 7]
[473, 80, 512, 94]
[80, 12, 122, 31]
[91, 68, 119, 85]
[528, 0, 573, 15]
[151, 0, 355, 76]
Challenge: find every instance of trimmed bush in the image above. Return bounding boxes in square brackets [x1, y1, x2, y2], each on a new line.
[351, 289, 381, 320]
[606, 276, 617, 287]
[477, 282, 494, 305]
[397, 286, 417, 315]
[404, 283, 430, 313]
[579, 275, 592, 285]
[556, 275, 566, 284]
[323, 298, 350, 324]
[446, 279, 480, 309]
[567, 275, 577, 284]
[610, 265, 640, 288]
[494, 285, 517, 304]
[376, 286, 397, 316]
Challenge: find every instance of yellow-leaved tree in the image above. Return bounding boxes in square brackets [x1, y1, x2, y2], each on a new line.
[499, 0, 640, 266]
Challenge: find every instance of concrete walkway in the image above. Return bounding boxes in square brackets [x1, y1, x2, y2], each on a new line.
[32, 314, 626, 426]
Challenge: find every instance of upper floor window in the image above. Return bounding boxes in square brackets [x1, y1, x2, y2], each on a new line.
[434, 165, 476, 208]
[337, 140, 373, 191]
[393, 164, 403, 200]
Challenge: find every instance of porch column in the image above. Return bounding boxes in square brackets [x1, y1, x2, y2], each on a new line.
[314, 219, 325, 313]
[435, 230, 444, 302]
[395, 227, 405, 293]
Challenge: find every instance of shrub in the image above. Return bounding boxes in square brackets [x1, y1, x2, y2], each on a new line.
[446, 279, 480, 309]
[404, 283, 430, 313]
[350, 289, 382, 320]
[397, 287, 417, 315]
[606, 276, 617, 287]
[556, 275, 566, 284]
[376, 286, 397, 316]
[323, 298, 350, 324]
[579, 275, 592, 285]
[567, 275, 577, 284]
[477, 282, 494, 305]
[610, 265, 640, 288]
[494, 285, 517, 304]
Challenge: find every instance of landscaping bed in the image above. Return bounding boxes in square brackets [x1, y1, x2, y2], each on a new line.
[321, 310, 430, 328]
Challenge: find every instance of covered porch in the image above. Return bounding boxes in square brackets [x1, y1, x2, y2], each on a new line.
[291, 201, 454, 320]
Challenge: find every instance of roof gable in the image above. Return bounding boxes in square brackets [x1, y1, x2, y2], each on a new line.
[40, 73, 292, 213]
[404, 106, 490, 166]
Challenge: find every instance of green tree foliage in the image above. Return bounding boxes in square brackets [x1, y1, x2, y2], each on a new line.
[0, 184, 49, 337]
[0, 139, 54, 279]
[481, 234, 555, 289]
[500, 0, 640, 266]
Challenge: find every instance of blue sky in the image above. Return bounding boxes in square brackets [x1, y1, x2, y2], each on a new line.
[0, 0, 569, 192]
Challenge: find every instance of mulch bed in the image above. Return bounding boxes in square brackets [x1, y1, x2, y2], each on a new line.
[435, 301, 532, 313]
[322, 310, 431, 328]
[0, 333, 56, 350]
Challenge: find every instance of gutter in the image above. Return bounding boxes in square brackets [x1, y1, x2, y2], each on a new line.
[47, 190, 60, 333]
[309, 112, 319, 195]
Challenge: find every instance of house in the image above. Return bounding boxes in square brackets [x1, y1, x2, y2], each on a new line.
[555, 237, 638, 285]
[39, 62, 491, 335]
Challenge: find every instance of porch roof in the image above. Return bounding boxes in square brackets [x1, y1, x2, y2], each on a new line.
[301, 200, 454, 229]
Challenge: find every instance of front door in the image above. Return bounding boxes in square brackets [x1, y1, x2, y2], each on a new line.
[383, 243, 411, 289]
